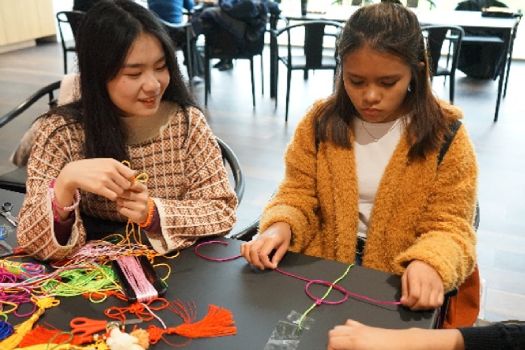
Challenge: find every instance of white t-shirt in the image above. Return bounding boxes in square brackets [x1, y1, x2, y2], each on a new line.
[352, 116, 406, 239]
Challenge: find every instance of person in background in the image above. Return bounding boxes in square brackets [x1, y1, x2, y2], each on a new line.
[147, 0, 195, 24]
[147, 0, 205, 82]
[73, 0, 103, 12]
[17, 0, 237, 261]
[240, 1, 478, 327]
[327, 319, 525, 350]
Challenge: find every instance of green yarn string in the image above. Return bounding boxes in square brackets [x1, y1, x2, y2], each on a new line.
[297, 264, 354, 330]
[41, 264, 121, 298]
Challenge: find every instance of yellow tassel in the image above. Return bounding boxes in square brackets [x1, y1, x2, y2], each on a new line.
[0, 297, 59, 350]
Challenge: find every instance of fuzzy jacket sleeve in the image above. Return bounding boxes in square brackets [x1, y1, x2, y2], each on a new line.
[259, 103, 322, 250]
[17, 116, 87, 261]
[146, 110, 237, 254]
[393, 124, 478, 290]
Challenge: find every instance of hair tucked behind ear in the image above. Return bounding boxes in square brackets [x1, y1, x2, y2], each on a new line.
[317, 2, 449, 161]
[53, 0, 197, 160]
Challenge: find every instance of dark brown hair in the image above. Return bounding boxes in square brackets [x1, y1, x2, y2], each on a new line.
[53, 0, 196, 160]
[317, 2, 448, 160]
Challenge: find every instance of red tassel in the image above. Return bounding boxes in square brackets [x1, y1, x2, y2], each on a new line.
[173, 304, 237, 338]
[146, 304, 237, 343]
[18, 325, 86, 347]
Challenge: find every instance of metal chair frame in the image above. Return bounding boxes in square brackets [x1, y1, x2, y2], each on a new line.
[56, 11, 86, 74]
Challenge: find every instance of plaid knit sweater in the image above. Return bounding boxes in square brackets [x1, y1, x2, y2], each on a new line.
[17, 102, 237, 261]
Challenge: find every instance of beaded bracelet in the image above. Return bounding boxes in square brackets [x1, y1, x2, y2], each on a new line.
[139, 198, 155, 228]
[49, 179, 81, 212]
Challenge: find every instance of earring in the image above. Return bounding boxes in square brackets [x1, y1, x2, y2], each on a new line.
[407, 85, 412, 93]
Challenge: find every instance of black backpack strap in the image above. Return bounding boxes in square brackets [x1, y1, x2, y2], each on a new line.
[438, 119, 462, 166]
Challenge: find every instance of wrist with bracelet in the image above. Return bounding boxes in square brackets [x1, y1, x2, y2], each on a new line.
[48, 179, 81, 221]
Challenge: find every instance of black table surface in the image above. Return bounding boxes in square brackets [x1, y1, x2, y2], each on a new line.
[0, 189, 436, 349]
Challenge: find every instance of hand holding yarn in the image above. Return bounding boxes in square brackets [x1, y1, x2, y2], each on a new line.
[57, 158, 135, 201]
[401, 260, 444, 310]
[240, 222, 291, 270]
[116, 181, 151, 224]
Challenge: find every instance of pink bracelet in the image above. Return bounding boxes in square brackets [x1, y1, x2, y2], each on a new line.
[49, 179, 81, 212]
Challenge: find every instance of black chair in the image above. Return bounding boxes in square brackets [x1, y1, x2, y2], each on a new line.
[0, 83, 245, 204]
[203, 27, 265, 108]
[56, 11, 86, 74]
[271, 20, 343, 122]
[0, 81, 60, 193]
[216, 137, 245, 204]
[422, 25, 464, 104]
[158, 18, 198, 84]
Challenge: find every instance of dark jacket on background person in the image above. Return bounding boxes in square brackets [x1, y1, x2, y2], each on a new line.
[73, 0, 103, 12]
[197, 0, 280, 56]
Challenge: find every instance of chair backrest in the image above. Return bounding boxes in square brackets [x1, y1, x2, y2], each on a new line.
[56, 11, 86, 51]
[216, 138, 245, 203]
[421, 25, 464, 77]
[0, 81, 60, 129]
[274, 20, 343, 70]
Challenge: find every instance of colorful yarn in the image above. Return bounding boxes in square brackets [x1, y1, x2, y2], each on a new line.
[104, 298, 170, 323]
[296, 264, 352, 329]
[41, 265, 120, 298]
[17, 325, 84, 347]
[0, 296, 59, 350]
[0, 320, 14, 340]
[146, 304, 237, 344]
[115, 256, 157, 303]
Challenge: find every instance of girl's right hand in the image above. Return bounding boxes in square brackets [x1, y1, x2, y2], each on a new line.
[55, 158, 136, 202]
[240, 222, 292, 270]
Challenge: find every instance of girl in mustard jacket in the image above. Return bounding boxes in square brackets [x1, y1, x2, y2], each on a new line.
[241, 2, 478, 316]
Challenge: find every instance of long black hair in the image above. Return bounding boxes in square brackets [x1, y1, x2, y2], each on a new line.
[58, 0, 196, 160]
[318, 2, 448, 160]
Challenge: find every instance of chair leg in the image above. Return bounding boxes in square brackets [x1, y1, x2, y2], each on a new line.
[274, 64, 279, 110]
[204, 51, 210, 106]
[285, 68, 292, 122]
[450, 73, 455, 104]
[250, 58, 256, 108]
[260, 53, 264, 96]
[63, 52, 68, 74]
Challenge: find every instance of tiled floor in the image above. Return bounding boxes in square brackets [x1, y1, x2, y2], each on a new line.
[1, 41, 524, 322]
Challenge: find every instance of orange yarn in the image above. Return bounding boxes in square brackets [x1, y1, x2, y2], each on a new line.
[104, 297, 170, 323]
[18, 325, 86, 347]
[146, 304, 237, 343]
[83, 290, 128, 302]
[174, 304, 237, 338]
[139, 198, 155, 228]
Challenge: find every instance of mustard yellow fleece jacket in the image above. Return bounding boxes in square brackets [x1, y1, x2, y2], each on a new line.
[260, 100, 478, 291]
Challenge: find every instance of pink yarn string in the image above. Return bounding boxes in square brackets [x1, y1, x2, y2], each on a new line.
[116, 256, 158, 303]
[194, 240, 401, 307]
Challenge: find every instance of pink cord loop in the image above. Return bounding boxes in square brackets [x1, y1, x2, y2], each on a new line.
[193, 240, 242, 262]
[193, 240, 401, 307]
[305, 279, 349, 306]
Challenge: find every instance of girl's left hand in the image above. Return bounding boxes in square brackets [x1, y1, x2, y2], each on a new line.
[401, 260, 444, 310]
[116, 181, 150, 224]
